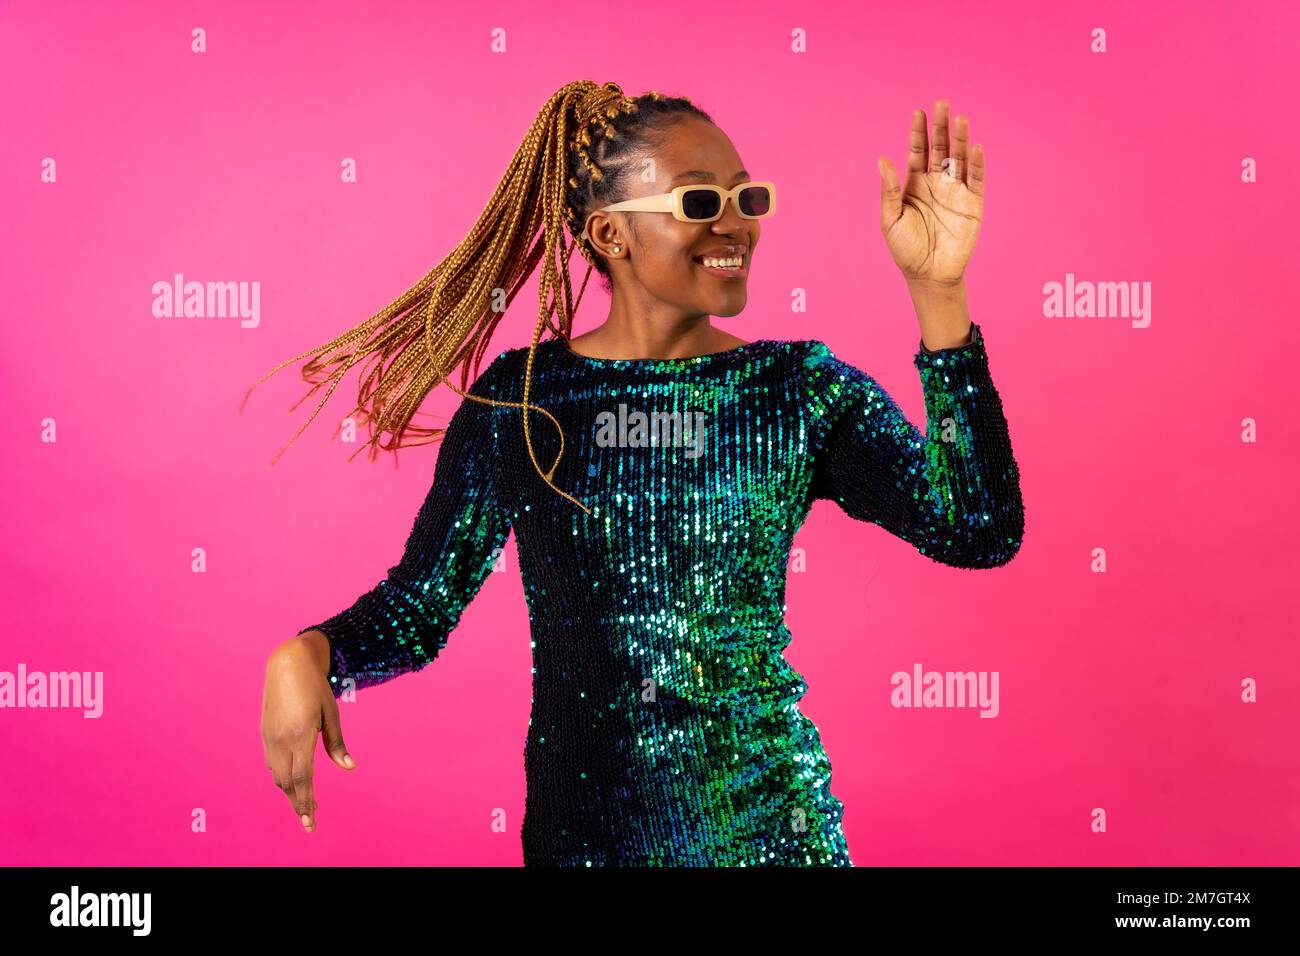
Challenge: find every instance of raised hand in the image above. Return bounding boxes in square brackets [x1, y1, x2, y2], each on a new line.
[878, 99, 985, 285]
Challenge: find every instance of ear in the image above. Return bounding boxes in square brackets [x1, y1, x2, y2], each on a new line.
[583, 214, 624, 258]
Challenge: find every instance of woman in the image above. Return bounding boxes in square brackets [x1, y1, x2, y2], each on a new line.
[255, 81, 1024, 866]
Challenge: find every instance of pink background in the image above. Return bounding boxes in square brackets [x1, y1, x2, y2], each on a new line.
[2, 0, 1297, 866]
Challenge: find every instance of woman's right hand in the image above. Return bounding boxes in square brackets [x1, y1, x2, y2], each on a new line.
[261, 631, 356, 832]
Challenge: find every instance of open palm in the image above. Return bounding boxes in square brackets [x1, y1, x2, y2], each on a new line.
[878, 100, 985, 284]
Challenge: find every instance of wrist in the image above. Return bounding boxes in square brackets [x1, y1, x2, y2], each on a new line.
[906, 277, 972, 351]
[278, 631, 332, 678]
[905, 273, 966, 289]
[905, 275, 968, 303]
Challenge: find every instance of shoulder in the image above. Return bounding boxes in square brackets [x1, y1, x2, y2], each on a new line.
[777, 338, 877, 393]
[771, 337, 854, 369]
[752, 338, 835, 370]
[794, 338, 835, 365]
[466, 344, 532, 400]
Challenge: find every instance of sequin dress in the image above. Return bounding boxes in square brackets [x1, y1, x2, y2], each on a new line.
[299, 321, 1024, 866]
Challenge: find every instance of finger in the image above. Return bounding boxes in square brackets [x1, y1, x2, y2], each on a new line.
[949, 115, 969, 185]
[929, 99, 950, 175]
[321, 696, 356, 771]
[907, 108, 928, 174]
[878, 157, 903, 232]
[270, 750, 301, 820]
[290, 742, 316, 832]
[967, 143, 986, 198]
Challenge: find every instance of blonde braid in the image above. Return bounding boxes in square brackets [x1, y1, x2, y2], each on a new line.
[239, 80, 648, 515]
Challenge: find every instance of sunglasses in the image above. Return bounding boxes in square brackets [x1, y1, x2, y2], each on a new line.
[578, 181, 776, 241]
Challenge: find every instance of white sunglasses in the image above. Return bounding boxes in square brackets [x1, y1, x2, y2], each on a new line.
[578, 181, 776, 242]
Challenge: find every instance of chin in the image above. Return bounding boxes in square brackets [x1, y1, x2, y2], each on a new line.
[708, 299, 747, 318]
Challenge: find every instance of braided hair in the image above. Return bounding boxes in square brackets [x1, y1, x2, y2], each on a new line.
[240, 80, 713, 514]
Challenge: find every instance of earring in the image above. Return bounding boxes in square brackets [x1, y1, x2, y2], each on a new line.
[612, 243, 622, 253]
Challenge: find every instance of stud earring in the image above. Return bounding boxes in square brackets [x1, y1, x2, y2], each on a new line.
[613, 243, 622, 253]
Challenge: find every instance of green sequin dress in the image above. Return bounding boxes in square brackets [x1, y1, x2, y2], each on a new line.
[300, 321, 1024, 866]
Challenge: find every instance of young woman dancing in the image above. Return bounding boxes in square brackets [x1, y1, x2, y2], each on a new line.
[254, 80, 1024, 866]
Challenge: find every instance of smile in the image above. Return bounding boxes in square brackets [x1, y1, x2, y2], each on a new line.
[693, 255, 748, 278]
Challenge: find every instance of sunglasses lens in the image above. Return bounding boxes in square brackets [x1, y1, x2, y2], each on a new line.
[738, 185, 772, 217]
[681, 188, 722, 221]
[679, 184, 774, 220]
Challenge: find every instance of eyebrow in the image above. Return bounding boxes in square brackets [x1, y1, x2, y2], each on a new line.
[670, 169, 750, 183]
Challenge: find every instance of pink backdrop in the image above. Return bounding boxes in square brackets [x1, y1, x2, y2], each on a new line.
[2, 0, 1297, 866]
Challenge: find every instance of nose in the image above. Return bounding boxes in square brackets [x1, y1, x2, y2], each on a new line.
[713, 196, 746, 233]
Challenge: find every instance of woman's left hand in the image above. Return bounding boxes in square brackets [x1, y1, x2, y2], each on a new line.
[878, 99, 984, 285]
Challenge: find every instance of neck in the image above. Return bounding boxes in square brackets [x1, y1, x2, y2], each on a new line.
[567, 300, 737, 361]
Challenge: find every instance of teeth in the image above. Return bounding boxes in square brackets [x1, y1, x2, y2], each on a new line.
[700, 256, 742, 268]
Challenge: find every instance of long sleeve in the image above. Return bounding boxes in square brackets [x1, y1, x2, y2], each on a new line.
[298, 358, 513, 697]
[805, 321, 1024, 568]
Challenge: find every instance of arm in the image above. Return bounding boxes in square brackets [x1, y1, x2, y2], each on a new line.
[806, 321, 1024, 568]
[297, 359, 513, 696]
